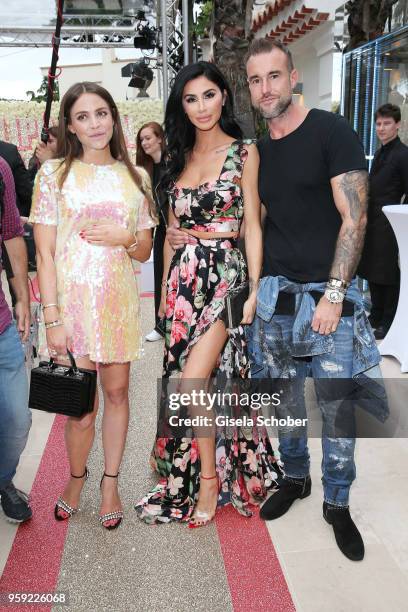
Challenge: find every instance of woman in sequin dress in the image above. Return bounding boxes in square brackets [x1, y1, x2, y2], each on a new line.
[29, 82, 157, 529]
[135, 62, 282, 526]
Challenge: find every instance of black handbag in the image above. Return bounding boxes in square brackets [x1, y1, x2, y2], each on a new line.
[29, 350, 97, 417]
[224, 282, 249, 329]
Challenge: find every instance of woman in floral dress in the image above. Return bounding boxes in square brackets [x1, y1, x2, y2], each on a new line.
[30, 82, 157, 529]
[135, 62, 282, 526]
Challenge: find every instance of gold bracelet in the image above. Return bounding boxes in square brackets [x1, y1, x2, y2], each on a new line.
[45, 320, 63, 329]
[42, 303, 58, 310]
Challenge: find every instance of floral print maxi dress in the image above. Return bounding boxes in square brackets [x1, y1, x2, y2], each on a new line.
[135, 140, 282, 524]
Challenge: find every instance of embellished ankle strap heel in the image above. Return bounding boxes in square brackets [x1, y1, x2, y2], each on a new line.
[99, 472, 123, 530]
[54, 467, 89, 521]
[188, 474, 220, 529]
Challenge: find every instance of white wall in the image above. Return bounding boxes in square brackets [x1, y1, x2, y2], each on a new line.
[290, 23, 337, 111]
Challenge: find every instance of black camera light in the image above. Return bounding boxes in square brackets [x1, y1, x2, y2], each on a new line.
[122, 59, 154, 97]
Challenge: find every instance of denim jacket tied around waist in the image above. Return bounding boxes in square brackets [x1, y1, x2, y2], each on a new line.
[255, 275, 381, 379]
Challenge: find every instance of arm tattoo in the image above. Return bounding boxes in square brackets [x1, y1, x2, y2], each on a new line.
[330, 170, 368, 281]
[249, 278, 259, 292]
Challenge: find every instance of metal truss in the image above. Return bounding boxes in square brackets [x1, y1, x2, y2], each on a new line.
[158, 0, 189, 105]
[0, 15, 153, 47]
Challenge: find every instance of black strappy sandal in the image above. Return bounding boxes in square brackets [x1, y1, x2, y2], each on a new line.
[99, 472, 123, 530]
[54, 467, 89, 521]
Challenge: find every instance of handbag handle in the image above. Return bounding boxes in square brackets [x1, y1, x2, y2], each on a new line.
[48, 348, 79, 374]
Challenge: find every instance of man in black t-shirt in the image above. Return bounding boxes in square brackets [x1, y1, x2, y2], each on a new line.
[245, 38, 379, 562]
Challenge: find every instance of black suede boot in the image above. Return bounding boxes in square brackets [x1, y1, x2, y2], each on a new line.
[260, 476, 311, 520]
[323, 502, 365, 561]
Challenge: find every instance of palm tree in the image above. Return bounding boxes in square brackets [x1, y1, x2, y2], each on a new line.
[26, 77, 60, 103]
[212, 0, 255, 137]
[345, 0, 399, 51]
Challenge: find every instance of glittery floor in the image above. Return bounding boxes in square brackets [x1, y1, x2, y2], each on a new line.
[2, 289, 408, 612]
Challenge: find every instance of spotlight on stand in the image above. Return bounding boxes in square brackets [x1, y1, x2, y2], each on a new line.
[122, 59, 154, 97]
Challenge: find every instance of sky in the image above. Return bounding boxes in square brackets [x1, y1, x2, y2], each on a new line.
[0, 47, 103, 100]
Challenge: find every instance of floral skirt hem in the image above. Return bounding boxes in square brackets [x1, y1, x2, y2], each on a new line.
[135, 244, 281, 524]
[134, 432, 283, 524]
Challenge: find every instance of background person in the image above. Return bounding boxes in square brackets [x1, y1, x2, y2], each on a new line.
[136, 121, 167, 342]
[0, 139, 33, 219]
[28, 126, 59, 182]
[358, 103, 408, 339]
[30, 82, 156, 530]
[0, 155, 32, 524]
[0, 139, 33, 302]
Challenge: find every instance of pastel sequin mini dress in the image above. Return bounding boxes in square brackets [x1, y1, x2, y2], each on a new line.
[29, 158, 157, 363]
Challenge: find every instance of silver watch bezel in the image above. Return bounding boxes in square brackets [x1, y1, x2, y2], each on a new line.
[324, 288, 345, 304]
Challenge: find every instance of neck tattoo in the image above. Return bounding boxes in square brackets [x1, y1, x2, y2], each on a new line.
[193, 143, 232, 156]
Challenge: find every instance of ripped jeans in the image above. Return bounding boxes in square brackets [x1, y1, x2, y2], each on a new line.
[247, 313, 356, 507]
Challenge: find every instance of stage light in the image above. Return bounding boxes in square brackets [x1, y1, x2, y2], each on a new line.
[133, 21, 158, 49]
[122, 59, 154, 97]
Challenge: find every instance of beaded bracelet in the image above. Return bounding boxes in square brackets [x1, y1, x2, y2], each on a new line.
[45, 320, 63, 330]
[42, 303, 58, 310]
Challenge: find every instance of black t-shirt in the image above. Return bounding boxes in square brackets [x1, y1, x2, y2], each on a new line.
[258, 109, 367, 282]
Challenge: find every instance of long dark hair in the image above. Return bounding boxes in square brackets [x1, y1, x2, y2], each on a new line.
[136, 121, 165, 180]
[162, 61, 242, 190]
[55, 81, 156, 219]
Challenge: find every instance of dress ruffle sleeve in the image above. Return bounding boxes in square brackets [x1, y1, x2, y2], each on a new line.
[29, 159, 61, 226]
[136, 166, 158, 231]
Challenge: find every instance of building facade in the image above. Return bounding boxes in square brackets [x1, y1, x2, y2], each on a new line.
[341, 0, 408, 158]
[252, 1, 343, 110]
